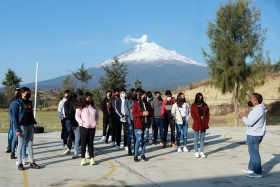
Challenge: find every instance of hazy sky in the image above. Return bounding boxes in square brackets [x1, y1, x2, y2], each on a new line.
[0, 0, 279, 84]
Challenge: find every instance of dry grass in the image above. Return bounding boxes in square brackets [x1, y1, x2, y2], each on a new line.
[173, 79, 215, 94]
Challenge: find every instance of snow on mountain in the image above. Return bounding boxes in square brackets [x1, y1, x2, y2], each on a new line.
[96, 36, 205, 68]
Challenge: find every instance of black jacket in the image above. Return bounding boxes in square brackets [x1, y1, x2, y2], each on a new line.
[100, 97, 110, 116]
[109, 97, 117, 118]
[64, 92, 78, 127]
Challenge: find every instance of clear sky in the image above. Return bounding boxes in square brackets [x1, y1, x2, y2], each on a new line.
[0, 0, 279, 85]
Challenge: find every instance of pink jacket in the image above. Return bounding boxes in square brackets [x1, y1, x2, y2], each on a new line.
[75, 105, 99, 129]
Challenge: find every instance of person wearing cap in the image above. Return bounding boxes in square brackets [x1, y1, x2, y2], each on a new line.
[6, 87, 21, 153]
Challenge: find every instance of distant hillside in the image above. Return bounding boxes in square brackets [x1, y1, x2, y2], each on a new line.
[173, 72, 280, 105]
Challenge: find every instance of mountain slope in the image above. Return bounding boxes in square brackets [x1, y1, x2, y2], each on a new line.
[15, 38, 209, 91]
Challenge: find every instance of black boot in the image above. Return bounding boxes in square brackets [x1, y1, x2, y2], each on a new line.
[10, 152, 16, 159]
[141, 155, 148, 161]
[134, 156, 139, 162]
[128, 148, 133, 156]
[6, 144, 11, 153]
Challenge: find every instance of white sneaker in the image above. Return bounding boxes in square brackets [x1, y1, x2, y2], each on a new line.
[114, 146, 120, 151]
[120, 143, 124, 148]
[183, 147, 189, 152]
[62, 144, 67, 150]
[110, 142, 115, 147]
[100, 136, 106, 141]
[200, 152, 206, 158]
[177, 148, 182, 153]
[246, 173, 262, 178]
[194, 152, 200, 158]
[242, 169, 254, 174]
[85, 151, 90, 159]
[16, 160, 26, 165]
[63, 148, 70, 154]
[22, 157, 29, 162]
[108, 136, 112, 142]
[125, 146, 128, 151]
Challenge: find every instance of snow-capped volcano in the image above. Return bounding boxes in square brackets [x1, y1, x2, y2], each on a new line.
[96, 35, 205, 68]
[21, 35, 209, 91]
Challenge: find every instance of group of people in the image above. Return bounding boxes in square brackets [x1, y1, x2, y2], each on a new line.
[5, 86, 266, 179]
[58, 89, 98, 165]
[58, 88, 211, 163]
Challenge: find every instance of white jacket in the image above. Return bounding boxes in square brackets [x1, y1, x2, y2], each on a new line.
[171, 102, 190, 125]
[242, 104, 267, 136]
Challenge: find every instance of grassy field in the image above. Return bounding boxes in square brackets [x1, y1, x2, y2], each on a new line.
[0, 110, 279, 133]
[0, 110, 104, 133]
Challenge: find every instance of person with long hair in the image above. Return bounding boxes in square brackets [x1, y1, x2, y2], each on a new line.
[124, 88, 137, 156]
[171, 92, 190, 153]
[100, 90, 112, 143]
[109, 88, 120, 147]
[75, 92, 99, 166]
[190, 93, 210, 158]
[10, 87, 40, 170]
[132, 90, 153, 162]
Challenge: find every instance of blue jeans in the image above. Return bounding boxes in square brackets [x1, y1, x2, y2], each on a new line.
[194, 130, 206, 152]
[175, 117, 188, 147]
[134, 124, 149, 156]
[17, 124, 34, 163]
[247, 135, 263, 174]
[153, 118, 163, 142]
[8, 119, 13, 143]
[126, 120, 135, 149]
[73, 125, 80, 154]
[11, 125, 18, 152]
[63, 120, 71, 145]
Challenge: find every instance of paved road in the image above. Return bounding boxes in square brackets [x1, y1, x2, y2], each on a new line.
[1, 126, 280, 187]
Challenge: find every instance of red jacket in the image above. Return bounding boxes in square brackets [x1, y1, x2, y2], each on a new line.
[132, 101, 153, 129]
[161, 97, 176, 119]
[190, 103, 210, 131]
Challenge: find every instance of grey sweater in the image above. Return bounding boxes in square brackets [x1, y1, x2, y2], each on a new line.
[242, 104, 267, 136]
[151, 99, 163, 118]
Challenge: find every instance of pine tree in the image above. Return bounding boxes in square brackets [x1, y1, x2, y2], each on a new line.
[2, 68, 22, 97]
[72, 63, 93, 90]
[99, 57, 129, 91]
[134, 75, 142, 89]
[62, 75, 76, 92]
[202, 0, 269, 126]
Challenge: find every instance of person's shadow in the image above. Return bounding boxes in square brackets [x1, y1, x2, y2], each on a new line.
[262, 154, 280, 174]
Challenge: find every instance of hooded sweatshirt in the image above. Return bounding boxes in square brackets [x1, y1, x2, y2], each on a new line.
[242, 104, 267, 136]
[75, 105, 99, 129]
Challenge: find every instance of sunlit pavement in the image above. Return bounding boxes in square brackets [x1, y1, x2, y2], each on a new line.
[1, 126, 280, 187]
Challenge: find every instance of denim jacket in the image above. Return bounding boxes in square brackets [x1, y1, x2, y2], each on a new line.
[9, 98, 35, 133]
[124, 99, 135, 124]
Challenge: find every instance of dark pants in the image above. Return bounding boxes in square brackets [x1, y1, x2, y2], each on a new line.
[110, 117, 117, 142]
[61, 118, 66, 140]
[80, 126, 96, 159]
[64, 120, 75, 149]
[116, 121, 127, 147]
[153, 118, 164, 142]
[103, 115, 111, 140]
[163, 118, 175, 142]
